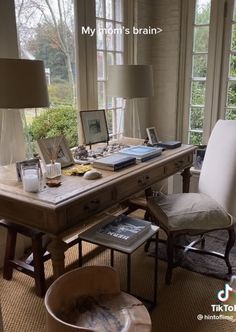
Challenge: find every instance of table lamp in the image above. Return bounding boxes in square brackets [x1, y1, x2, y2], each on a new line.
[107, 64, 154, 138]
[0, 58, 49, 162]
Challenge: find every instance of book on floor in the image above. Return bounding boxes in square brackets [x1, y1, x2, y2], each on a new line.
[96, 214, 151, 245]
[93, 154, 136, 171]
[119, 145, 162, 162]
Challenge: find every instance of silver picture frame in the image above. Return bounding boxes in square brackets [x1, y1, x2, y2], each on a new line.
[146, 127, 159, 145]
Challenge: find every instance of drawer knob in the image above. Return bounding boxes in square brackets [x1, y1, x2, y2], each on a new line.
[84, 199, 100, 212]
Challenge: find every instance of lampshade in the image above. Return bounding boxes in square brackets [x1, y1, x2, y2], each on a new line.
[107, 64, 154, 98]
[0, 58, 49, 109]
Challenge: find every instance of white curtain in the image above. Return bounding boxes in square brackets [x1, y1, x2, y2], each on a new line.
[0, 110, 26, 165]
[0, 0, 26, 165]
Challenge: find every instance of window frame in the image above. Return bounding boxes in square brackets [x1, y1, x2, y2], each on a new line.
[179, 0, 232, 145]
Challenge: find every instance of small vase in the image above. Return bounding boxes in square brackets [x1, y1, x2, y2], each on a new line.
[46, 162, 61, 179]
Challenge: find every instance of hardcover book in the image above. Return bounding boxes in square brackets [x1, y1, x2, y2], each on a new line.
[156, 141, 182, 149]
[119, 145, 162, 161]
[96, 215, 151, 245]
[93, 154, 136, 171]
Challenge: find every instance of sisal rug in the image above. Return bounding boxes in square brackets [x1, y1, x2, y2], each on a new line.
[150, 228, 236, 281]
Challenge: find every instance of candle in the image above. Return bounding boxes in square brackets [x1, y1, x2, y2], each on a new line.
[22, 168, 40, 193]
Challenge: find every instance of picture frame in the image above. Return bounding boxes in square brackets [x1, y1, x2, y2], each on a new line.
[16, 157, 42, 182]
[80, 110, 109, 146]
[146, 127, 159, 145]
[37, 135, 74, 168]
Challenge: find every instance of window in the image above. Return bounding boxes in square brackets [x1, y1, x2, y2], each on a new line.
[15, 0, 78, 152]
[221, 0, 236, 120]
[188, 0, 211, 144]
[96, 0, 124, 138]
[182, 0, 236, 145]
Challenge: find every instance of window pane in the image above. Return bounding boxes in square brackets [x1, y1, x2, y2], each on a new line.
[195, 0, 211, 25]
[191, 81, 206, 105]
[107, 52, 114, 66]
[225, 108, 236, 119]
[192, 54, 208, 77]
[96, 0, 104, 18]
[115, 0, 123, 22]
[189, 131, 203, 145]
[106, 22, 114, 50]
[227, 82, 236, 106]
[231, 24, 236, 51]
[97, 52, 105, 80]
[193, 26, 209, 52]
[98, 82, 105, 108]
[106, 110, 113, 133]
[190, 107, 204, 130]
[115, 23, 123, 51]
[229, 54, 236, 77]
[97, 20, 104, 49]
[106, 0, 113, 19]
[116, 53, 123, 64]
[233, 1, 236, 22]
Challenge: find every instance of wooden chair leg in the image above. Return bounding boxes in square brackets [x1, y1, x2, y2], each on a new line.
[32, 234, 46, 297]
[225, 226, 235, 274]
[165, 234, 175, 285]
[3, 228, 17, 280]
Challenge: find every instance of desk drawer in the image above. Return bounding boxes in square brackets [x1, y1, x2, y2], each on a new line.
[117, 166, 165, 200]
[164, 154, 192, 176]
[67, 188, 115, 224]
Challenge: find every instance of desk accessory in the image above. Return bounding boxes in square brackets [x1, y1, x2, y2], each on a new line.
[83, 170, 102, 180]
[21, 164, 41, 192]
[80, 110, 109, 149]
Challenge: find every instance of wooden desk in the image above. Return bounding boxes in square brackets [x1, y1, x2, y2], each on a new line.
[0, 145, 195, 278]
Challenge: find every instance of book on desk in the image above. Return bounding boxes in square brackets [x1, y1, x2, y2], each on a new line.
[119, 145, 162, 162]
[153, 141, 182, 149]
[93, 153, 136, 171]
[96, 215, 151, 245]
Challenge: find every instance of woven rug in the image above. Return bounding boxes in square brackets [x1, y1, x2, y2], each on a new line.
[150, 228, 236, 281]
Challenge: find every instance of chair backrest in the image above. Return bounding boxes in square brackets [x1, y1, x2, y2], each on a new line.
[198, 120, 236, 217]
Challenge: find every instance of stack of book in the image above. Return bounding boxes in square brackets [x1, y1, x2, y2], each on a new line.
[96, 214, 151, 245]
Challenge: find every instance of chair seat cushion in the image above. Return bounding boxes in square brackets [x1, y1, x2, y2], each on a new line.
[147, 193, 233, 232]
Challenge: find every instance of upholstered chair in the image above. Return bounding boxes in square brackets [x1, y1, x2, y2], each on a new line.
[147, 120, 236, 284]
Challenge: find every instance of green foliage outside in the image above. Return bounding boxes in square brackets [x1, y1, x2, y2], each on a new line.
[28, 106, 78, 148]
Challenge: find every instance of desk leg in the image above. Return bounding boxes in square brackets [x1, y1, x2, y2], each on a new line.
[47, 238, 68, 279]
[127, 254, 131, 293]
[153, 232, 158, 306]
[181, 166, 192, 193]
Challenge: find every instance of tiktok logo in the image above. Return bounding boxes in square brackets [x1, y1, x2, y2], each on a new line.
[217, 284, 233, 302]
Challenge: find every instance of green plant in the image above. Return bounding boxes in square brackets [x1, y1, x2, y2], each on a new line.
[28, 106, 78, 148]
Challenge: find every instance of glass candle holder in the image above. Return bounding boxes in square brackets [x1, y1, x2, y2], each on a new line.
[46, 162, 61, 179]
[21, 165, 40, 193]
